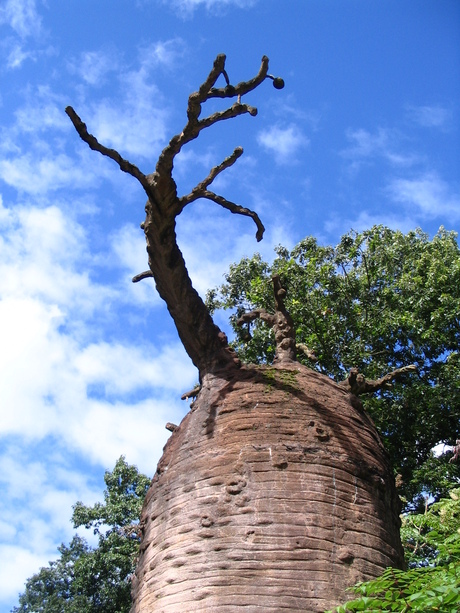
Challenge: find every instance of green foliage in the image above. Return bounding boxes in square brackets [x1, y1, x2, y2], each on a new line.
[208, 226, 460, 506]
[12, 457, 150, 613]
[328, 488, 460, 612]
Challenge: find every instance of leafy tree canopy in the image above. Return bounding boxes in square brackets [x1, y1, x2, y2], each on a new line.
[12, 457, 150, 613]
[207, 226, 460, 508]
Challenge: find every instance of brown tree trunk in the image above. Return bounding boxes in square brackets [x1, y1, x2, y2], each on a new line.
[66, 55, 404, 612]
[131, 363, 403, 612]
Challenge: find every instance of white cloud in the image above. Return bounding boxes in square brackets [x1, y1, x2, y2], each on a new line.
[342, 127, 417, 169]
[0, 152, 100, 194]
[5, 41, 33, 67]
[387, 172, 460, 221]
[406, 105, 453, 129]
[0, 446, 105, 604]
[110, 223, 161, 306]
[0, 0, 42, 38]
[13, 88, 69, 133]
[160, 0, 258, 18]
[87, 69, 169, 160]
[0, 193, 197, 607]
[324, 209, 417, 239]
[68, 48, 120, 86]
[257, 123, 309, 164]
[139, 38, 187, 70]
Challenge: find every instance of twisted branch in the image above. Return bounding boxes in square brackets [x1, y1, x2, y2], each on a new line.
[65, 106, 155, 200]
[66, 55, 284, 374]
[339, 364, 418, 395]
[237, 276, 297, 363]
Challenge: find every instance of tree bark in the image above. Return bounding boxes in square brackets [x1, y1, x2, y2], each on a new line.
[66, 55, 405, 612]
[131, 363, 404, 612]
[66, 54, 273, 377]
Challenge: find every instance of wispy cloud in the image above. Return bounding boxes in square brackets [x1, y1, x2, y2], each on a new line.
[159, 0, 258, 18]
[68, 48, 120, 86]
[406, 104, 453, 129]
[139, 38, 188, 70]
[86, 64, 170, 159]
[257, 123, 309, 164]
[0, 0, 42, 38]
[387, 172, 460, 221]
[341, 127, 418, 170]
[0, 194, 197, 602]
[324, 209, 418, 239]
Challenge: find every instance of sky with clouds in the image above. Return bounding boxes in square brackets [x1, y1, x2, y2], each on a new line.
[0, 0, 459, 609]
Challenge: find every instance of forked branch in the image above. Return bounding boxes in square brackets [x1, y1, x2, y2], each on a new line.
[339, 364, 418, 395]
[66, 54, 284, 374]
[65, 106, 155, 200]
[237, 275, 297, 363]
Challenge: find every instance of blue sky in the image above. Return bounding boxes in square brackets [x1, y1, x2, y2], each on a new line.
[0, 0, 458, 609]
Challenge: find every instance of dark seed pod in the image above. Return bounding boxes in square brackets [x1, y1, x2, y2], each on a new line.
[272, 77, 285, 90]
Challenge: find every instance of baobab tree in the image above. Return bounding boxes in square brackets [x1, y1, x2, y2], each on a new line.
[67, 55, 404, 613]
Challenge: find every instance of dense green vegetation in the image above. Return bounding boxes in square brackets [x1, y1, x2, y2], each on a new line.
[208, 225, 460, 509]
[14, 226, 459, 611]
[12, 457, 150, 613]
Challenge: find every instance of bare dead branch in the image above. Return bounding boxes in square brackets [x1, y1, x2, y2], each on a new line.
[206, 55, 270, 100]
[237, 308, 275, 327]
[66, 54, 284, 375]
[181, 385, 201, 401]
[296, 343, 318, 362]
[449, 440, 460, 463]
[179, 146, 265, 239]
[198, 191, 265, 241]
[65, 106, 155, 200]
[155, 54, 271, 180]
[132, 270, 154, 283]
[180, 147, 244, 207]
[236, 276, 296, 363]
[339, 364, 418, 395]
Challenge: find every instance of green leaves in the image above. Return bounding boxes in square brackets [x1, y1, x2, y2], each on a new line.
[12, 457, 150, 613]
[209, 226, 460, 505]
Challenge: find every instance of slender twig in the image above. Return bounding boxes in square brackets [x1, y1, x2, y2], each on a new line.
[199, 191, 265, 242]
[180, 147, 243, 206]
[132, 270, 154, 283]
[65, 106, 155, 200]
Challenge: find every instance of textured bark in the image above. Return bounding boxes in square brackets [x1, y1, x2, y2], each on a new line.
[131, 363, 403, 612]
[66, 56, 405, 612]
[338, 365, 418, 395]
[65, 54, 277, 376]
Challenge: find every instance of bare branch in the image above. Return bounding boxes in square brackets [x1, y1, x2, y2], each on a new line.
[155, 55, 271, 180]
[339, 364, 418, 396]
[206, 55, 270, 100]
[132, 270, 154, 283]
[180, 147, 244, 207]
[65, 106, 155, 200]
[296, 343, 318, 362]
[157, 102, 257, 178]
[237, 308, 275, 327]
[237, 276, 297, 363]
[66, 54, 284, 375]
[181, 385, 201, 401]
[203, 191, 266, 241]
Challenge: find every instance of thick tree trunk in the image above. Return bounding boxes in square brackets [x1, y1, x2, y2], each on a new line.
[131, 363, 404, 612]
[67, 56, 405, 612]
